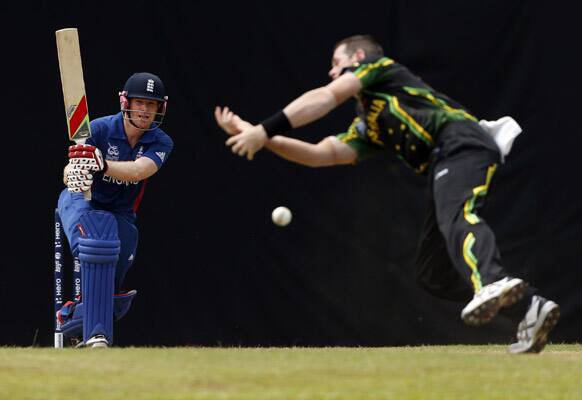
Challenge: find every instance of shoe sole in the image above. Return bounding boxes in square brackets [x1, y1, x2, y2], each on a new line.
[75, 342, 109, 349]
[90, 342, 109, 348]
[84, 336, 109, 349]
[462, 280, 527, 326]
[523, 302, 560, 354]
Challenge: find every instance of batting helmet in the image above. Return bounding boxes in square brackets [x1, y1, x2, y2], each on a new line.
[123, 72, 166, 101]
[119, 72, 168, 128]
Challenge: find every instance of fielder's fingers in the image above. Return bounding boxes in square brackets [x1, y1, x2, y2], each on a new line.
[231, 138, 245, 154]
[231, 140, 243, 154]
[236, 144, 248, 157]
[226, 135, 238, 146]
[214, 106, 222, 123]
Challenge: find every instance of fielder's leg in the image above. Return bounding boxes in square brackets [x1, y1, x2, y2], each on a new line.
[431, 150, 531, 325]
[77, 211, 120, 347]
[415, 199, 474, 302]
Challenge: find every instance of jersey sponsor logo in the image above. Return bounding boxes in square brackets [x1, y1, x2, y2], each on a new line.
[102, 174, 139, 186]
[155, 151, 166, 162]
[435, 168, 449, 181]
[146, 79, 154, 93]
[107, 143, 120, 161]
[366, 99, 386, 145]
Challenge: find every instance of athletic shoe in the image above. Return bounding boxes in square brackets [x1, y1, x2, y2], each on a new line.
[461, 277, 526, 326]
[85, 334, 109, 348]
[508, 295, 560, 354]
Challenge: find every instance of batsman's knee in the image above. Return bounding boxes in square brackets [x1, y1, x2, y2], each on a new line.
[77, 211, 121, 264]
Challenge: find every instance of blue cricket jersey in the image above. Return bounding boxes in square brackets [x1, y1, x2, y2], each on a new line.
[86, 112, 173, 213]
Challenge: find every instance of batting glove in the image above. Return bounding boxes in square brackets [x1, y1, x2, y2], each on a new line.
[66, 166, 93, 193]
[68, 144, 108, 173]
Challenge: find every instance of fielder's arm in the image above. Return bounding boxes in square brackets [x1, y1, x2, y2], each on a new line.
[215, 105, 357, 167]
[284, 72, 362, 127]
[265, 135, 356, 167]
[224, 73, 362, 160]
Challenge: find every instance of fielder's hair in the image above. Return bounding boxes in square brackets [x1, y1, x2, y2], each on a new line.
[334, 35, 384, 58]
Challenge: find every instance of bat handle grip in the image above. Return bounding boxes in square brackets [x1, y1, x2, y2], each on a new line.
[74, 139, 92, 201]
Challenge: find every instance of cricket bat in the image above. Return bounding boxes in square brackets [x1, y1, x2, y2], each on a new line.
[55, 28, 92, 201]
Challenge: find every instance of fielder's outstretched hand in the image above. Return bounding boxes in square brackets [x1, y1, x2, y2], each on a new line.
[225, 124, 268, 160]
[215, 106, 268, 160]
[214, 106, 253, 136]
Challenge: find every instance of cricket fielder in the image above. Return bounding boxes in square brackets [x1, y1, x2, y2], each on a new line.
[57, 72, 173, 348]
[215, 35, 560, 354]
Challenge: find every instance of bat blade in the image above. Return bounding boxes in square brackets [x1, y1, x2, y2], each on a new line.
[56, 28, 92, 201]
[55, 28, 92, 142]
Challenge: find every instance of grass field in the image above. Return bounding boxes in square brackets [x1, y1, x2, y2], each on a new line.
[1, 345, 581, 399]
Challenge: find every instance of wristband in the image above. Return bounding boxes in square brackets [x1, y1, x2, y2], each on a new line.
[260, 110, 292, 138]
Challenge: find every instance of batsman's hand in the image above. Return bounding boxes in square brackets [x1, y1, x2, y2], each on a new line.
[225, 124, 268, 160]
[214, 106, 253, 136]
[68, 144, 108, 173]
[65, 166, 93, 193]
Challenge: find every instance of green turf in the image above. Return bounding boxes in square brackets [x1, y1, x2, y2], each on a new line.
[1, 345, 581, 399]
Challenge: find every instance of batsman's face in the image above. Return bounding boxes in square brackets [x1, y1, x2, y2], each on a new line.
[129, 98, 159, 129]
[329, 44, 359, 80]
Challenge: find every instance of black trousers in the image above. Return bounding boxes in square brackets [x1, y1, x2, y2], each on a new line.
[414, 121, 533, 319]
[415, 149, 505, 302]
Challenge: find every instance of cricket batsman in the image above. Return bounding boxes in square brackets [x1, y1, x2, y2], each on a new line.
[215, 35, 560, 353]
[57, 72, 173, 348]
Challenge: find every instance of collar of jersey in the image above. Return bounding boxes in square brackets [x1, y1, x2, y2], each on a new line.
[341, 56, 386, 76]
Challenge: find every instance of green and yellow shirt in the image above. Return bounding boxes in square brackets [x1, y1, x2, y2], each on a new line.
[337, 57, 477, 174]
